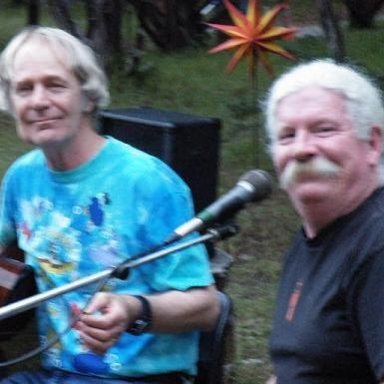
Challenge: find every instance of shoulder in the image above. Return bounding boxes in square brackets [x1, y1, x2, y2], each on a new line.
[338, 188, 384, 284]
[105, 137, 190, 195]
[2, 149, 44, 184]
[355, 187, 384, 245]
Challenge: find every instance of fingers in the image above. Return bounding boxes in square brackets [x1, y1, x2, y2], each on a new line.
[77, 293, 131, 354]
[83, 291, 111, 315]
[78, 315, 124, 354]
[81, 294, 129, 330]
[78, 324, 121, 355]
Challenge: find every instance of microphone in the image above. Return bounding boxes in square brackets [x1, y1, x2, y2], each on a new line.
[165, 169, 273, 244]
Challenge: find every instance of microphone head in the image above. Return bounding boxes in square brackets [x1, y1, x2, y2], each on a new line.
[239, 169, 273, 202]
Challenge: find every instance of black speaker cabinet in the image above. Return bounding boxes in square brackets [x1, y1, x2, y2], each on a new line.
[98, 107, 221, 213]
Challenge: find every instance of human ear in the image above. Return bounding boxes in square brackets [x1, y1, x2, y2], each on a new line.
[367, 125, 382, 166]
[82, 98, 95, 114]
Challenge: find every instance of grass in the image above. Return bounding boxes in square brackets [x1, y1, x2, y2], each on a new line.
[0, 2, 384, 383]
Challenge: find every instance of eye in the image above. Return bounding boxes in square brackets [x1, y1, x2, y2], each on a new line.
[14, 83, 33, 96]
[313, 125, 337, 137]
[48, 82, 67, 92]
[277, 129, 295, 145]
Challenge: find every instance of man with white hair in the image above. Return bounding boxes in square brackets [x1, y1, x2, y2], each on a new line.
[265, 59, 384, 383]
[0, 26, 218, 383]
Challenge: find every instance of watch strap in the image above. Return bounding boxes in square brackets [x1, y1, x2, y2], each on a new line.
[127, 295, 152, 335]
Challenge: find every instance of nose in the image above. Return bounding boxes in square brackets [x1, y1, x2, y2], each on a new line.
[30, 85, 50, 109]
[292, 130, 316, 162]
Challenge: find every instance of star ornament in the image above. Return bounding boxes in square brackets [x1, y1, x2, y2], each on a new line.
[207, 0, 297, 79]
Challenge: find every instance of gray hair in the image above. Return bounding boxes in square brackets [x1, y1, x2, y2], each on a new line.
[0, 26, 110, 113]
[264, 59, 384, 143]
[263, 59, 384, 183]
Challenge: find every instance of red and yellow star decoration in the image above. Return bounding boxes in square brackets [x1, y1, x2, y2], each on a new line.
[207, 0, 297, 79]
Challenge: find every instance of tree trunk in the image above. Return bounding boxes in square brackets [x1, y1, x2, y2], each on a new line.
[128, 0, 205, 50]
[315, 0, 346, 62]
[103, 0, 123, 55]
[165, 0, 179, 49]
[46, 0, 123, 61]
[86, 0, 123, 58]
[128, 0, 169, 50]
[344, 0, 384, 28]
[47, 0, 82, 39]
[27, 0, 40, 25]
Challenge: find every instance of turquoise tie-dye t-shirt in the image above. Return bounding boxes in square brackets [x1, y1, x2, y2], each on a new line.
[0, 137, 213, 377]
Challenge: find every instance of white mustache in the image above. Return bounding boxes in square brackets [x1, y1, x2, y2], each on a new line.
[280, 156, 341, 190]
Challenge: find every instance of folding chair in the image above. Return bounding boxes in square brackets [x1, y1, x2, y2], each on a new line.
[196, 291, 235, 384]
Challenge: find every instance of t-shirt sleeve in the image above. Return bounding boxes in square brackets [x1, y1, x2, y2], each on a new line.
[0, 168, 17, 248]
[134, 162, 214, 292]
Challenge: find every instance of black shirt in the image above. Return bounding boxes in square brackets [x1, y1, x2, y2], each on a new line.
[270, 187, 384, 383]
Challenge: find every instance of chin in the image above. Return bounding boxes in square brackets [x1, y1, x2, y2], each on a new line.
[287, 183, 334, 204]
[31, 129, 69, 147]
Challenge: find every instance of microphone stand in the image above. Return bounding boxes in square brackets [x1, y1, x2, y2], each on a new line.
[0, 224, 238, 322]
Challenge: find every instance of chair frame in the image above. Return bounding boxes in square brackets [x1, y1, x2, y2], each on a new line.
[196, 291, 235, 384]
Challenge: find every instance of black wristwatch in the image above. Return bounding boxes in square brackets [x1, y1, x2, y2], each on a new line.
[127, 295, 152, 335]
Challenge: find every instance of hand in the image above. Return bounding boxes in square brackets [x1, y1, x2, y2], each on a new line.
[77, 292, 134, 354]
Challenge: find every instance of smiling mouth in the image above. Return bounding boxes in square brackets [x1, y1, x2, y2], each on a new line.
[31, 118, 62, 129]
[34, 118, 60, 124]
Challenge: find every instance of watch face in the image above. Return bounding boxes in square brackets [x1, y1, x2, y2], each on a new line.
[129, 318, 150, 335]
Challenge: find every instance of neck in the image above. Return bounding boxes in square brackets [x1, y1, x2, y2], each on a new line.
[43, 124, 106, 171]
[301, 207, 340, 239]
[296, 184, 378, 239]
